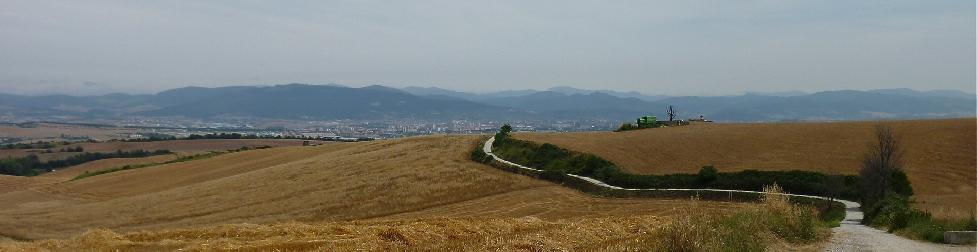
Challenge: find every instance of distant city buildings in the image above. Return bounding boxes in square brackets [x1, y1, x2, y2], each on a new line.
[1, 115, 620, 143]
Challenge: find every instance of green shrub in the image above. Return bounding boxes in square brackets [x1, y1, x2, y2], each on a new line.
[469, 146, 491, 163]
[697, 166, 718, 186]
[862, 193, 977, 243]
[889, 170, 913, 197]
[820, 203, 846, 227]
[966, 213, 977, 231]
[615, 123, 638, 132]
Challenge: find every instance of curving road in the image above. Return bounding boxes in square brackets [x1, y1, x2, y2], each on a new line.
[482, 136, 973, 252]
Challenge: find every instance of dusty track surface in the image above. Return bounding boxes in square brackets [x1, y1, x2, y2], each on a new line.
[0, 135, 723, 246]
[518, 118, 977, 217]
[824, 201, 973, 251]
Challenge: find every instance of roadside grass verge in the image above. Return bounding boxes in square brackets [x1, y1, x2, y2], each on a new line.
[613, 186, 832, 251]
[864, 194, 977, 243]
[72, 146, 272, 181]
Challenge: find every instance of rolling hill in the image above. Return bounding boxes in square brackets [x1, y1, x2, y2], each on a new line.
[516, 118, 977, 218]
[0, 135, 730, 244]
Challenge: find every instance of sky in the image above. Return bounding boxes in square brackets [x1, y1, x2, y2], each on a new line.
[1, 1, 974, 96]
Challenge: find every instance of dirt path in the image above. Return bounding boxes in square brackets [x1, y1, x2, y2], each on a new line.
[822, 200, 973, 251]
[483, 136, 976, 252]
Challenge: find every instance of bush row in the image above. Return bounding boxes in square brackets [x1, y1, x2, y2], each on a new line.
[0, 149, 172, 176]
[471, 142, 846, 222]
[490, 136, 859, 200]
[864, 194, 977, 243]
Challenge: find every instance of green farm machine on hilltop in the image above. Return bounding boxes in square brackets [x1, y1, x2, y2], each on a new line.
[617, 105, 691, 132]
[637, 115, 657, 128]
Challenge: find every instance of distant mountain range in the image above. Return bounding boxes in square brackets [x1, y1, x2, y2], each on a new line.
[401, 86, 668, 101]
[0, 84, 973, 122]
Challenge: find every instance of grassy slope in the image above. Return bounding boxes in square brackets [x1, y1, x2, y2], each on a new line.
[518, 118, 976, 218]
[0, 135, 735, 242]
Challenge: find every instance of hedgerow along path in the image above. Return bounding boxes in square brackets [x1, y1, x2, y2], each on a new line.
[480, 136, 972, 252]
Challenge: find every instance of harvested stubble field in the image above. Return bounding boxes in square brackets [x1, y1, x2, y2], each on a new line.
[70, 139, 312, 154]
[0, 139, 312, 159]
[0, 123, 137, 141]
[0, 150, 78, 161]
[38, 154, 179, 180]
[517, 118, 977, 218]
[0, 135, 742, 250]
[1, 215, 672, 251]
[0, 155, 178, 195]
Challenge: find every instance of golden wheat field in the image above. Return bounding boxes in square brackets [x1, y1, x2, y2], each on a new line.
[0, 135, 744, 251]
[0, 215, 673, 251]
[517, 118, 977, 217]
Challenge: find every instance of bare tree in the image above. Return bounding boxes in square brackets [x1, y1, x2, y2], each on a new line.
[859, 125, 904, 207]
[825, 172, 844, 202]
[667, 105, 676, 122]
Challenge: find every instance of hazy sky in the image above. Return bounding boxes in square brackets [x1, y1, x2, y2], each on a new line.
[1, 1, 974, 96]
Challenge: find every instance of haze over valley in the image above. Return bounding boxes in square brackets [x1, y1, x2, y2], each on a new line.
[2, 84, 973, 140]
[1, 1, 974, 251]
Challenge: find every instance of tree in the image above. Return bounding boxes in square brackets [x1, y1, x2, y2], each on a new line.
[500, 123, 512, 135]
[859, 125, 908, 207]
[497, 123, 513, 139]
[616, 123, 636, 132]
[696, 165, 718, 186]
[823, 171, 846, 210]
[493, 123, 513, 148]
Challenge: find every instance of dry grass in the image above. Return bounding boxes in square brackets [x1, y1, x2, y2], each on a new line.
[518, 118, 976, 218]
[0, 135, 733, 242]
[609, 186, 830, 251]
[0, 215, 670, 251]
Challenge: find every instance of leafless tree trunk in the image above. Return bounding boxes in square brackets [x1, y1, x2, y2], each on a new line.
[859, 125, 904, 207]
[825, 172, 844, 202]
